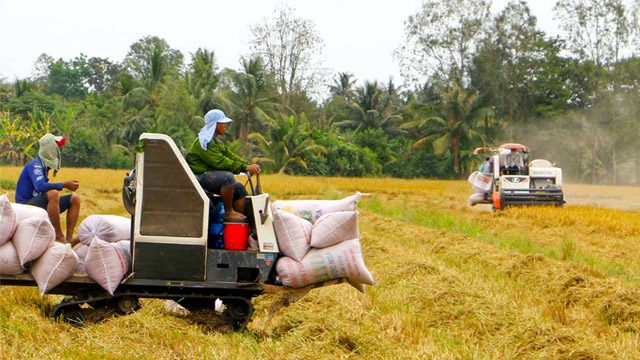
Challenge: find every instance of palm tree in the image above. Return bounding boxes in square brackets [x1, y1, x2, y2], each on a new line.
[187, 48, 219, 115]
[210, 57, 288, 146]
[249, 114, 325, 174]
[402, 85, 490, 177]
[121, 36, 183, 144]
[329, 72, 356, 101]
[336, 80, 402, 133]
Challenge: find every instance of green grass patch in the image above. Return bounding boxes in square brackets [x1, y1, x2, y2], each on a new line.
[0, 178, 17, 190]
[361, 197, 640, 285]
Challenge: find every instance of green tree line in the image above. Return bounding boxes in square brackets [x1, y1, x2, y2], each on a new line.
[1, 1, 639, 184]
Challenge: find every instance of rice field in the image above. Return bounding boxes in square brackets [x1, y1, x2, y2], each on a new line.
[1, 167, 640, 359]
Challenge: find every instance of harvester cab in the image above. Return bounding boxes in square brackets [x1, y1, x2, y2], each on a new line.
[469, 143, 564, 210]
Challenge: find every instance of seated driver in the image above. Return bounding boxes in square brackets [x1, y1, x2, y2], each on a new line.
[504, 148, 524, 174]
[186, 109, 261, 221]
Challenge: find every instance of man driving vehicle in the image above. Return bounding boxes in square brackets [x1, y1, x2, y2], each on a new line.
[186, 109, 261, 221]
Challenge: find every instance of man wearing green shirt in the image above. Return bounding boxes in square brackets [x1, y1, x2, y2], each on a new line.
[187, 109, 261, 220]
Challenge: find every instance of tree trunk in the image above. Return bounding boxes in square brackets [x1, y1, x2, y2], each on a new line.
[575, 147, 580, 183]
[484, 115, 489, 139]
[612, 143, 617, 185]
[636, 143, 640, 186]
[591, 144, 597, 185]
[452, 133, 460, 178]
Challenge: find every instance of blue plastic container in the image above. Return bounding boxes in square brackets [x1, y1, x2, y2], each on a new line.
[208, 202, 225, 249]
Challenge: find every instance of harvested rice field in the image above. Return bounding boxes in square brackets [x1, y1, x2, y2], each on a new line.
[1, 167, 640, 359]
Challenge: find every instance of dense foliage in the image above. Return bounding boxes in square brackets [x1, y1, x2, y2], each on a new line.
[1, 1, 639, 184]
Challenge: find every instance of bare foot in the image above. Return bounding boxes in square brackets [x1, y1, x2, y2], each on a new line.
[55, 235, 66, 243]
[224, 211, 246, 221]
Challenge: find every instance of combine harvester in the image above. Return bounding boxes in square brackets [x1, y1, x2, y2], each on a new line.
[468, 143, 565, 211]
[0, 133, 360, 330]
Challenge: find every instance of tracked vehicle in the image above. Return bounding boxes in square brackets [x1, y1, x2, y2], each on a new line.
[470, 143, 565, 211]
[0, 133, 331, 330]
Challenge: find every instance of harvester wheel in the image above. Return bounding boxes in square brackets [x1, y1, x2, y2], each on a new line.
[53, 304, 86, 326]
[223, 297, 254, 331]
[178, 297, 254, 332]
[116, 296, 141, 314]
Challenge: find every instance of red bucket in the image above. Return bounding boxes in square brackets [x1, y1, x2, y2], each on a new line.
[223, 219, 250, 250]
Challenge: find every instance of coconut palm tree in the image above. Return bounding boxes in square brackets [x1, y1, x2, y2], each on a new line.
[402, 85, 490, 177]
[329, 72, 356, 101]
[121, 36, 183, 144]
[249, 114, 325, 174]
[210, 57, 288, 146]
[187, 48, 219, 115]
[335, 80, 402, 133]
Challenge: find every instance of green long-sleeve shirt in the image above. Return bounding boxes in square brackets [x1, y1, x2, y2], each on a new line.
[186, 138, 249, 175]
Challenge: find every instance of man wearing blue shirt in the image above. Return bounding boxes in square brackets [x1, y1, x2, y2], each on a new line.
[15, 134, 81, 244]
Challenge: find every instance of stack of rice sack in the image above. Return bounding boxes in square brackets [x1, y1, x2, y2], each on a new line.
[272, 192, 375, 293]
[0, 194, 78, 296]
[467, 171, 493, 206]
[75, 214, 132, 295]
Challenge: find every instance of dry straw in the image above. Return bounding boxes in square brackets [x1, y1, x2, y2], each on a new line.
[1, 169, 639, 359]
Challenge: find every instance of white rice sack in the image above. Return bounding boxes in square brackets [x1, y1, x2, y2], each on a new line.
[472, 172, 493, 193]
[0, 194, 17, 245]
[115, 240, 131, 270]
[276, 239, 375, 289]
[10, 203, 49, 222]
[0, 241, 24, 275]
[347, 279, 367, 293]
[85, 238, 130, 295]
[272, 192, 366, 223]
[467, 171, 478, 185]
[78, 215, 131, 245]
[12, 217, 55, 266]
[73, 243, 89, 273]
[468, 193, 486, 206]
[310, 211, 359, 249]
[273, 209, 312, 261]
[31, 242, 78, 296]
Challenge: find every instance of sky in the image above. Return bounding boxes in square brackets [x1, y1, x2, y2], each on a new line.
[0, 0, 561, 86]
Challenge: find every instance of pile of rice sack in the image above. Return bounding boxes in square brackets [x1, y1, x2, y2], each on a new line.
[467, 171, 492, 206]
[272, 192, 375, 292]
[0, 194, 131, 296]
[75, 215, 132, 295]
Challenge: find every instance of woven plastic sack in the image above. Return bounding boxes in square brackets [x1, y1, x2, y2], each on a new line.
[10, 203, 49, 222]
[273, 208, 312, 261]
[472, 172, 492, 193]
[310, 211, 359, 249]
[467, 171, 478, 184]
[272, 192, 365, 223]
[276, 239, 374, 291]
[31, 242, 78, 295]
[12, 217, 55, 266]
[115, 240, 131, 270]
[0, 194, 17, 245]
[468, 193, 486, 206]
[78, 215, 131, 245]
[0, 241, 24, 275]
[85, 238, 130, 295]
[73, 242, 89, 273]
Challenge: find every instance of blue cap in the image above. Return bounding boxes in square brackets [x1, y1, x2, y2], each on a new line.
[204, 109, 233, 125]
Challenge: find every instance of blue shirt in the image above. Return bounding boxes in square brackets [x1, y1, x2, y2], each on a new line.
[15, 158, 63, 203]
